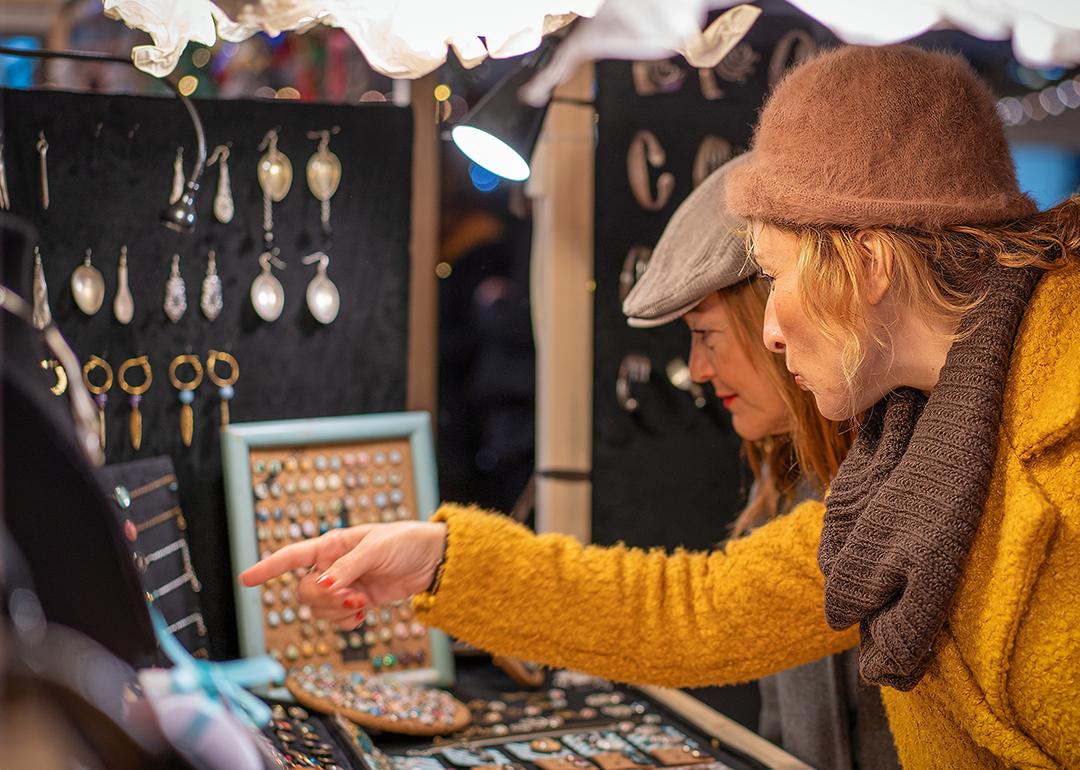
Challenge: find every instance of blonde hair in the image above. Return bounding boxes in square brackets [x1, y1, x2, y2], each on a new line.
[763, 196, 1080, 391]
[718, 279, 853, 536]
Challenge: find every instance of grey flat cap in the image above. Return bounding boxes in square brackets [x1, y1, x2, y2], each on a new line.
[622, 153, 756, 328]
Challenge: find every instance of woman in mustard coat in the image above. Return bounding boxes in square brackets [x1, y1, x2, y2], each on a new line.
[242, 45, 1080, 769]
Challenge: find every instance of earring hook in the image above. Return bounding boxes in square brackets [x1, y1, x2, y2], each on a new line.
[301, 251, 329, 270]
[259, 250, 287, 271]
[258, 128, 281, 152]
[208, 144, 231, 165]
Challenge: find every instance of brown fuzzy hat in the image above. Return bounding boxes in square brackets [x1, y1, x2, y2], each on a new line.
[726, 45, 1037, 229]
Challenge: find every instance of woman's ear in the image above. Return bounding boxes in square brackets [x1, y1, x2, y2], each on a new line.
[858, 231, 894, 306]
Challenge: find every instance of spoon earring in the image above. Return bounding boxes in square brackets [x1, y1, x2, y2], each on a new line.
[306, 128, 341, 235]
[201, 249, 223, 321]
[257, 128, 292, 247]
[164, 253, 187, 323]
[71, 248, 105, 315]
[250, 248, 287, 322]
[169, 146, 185, 205]
[301, 251, 340, 325]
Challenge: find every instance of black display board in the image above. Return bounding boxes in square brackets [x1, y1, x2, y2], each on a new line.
[592, 5, 834, 725]
[1, 88, 413, 659]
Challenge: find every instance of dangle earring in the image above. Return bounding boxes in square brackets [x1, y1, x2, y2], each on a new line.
[82, 355, 113, 452]
[306, 128, 341, 236]
[0, 132, 10, 210]
[250, 248, 286, 322]
[301, 251, 340, 324]
[71, 248, 105, 316]
[164, 253, 187, 322]
[169, 146, 185, 205]
[31, 246, 52, 329]
[169, 354, 204, 448]
[208, 144, 234, 224]
[36, 131, 49, 210]
[114, 245, 134, 324]
[201, 249, 223, 321]
[118, 355, 152, 450]
[257, 128, 292, 247]
[206, 349, 239, 428]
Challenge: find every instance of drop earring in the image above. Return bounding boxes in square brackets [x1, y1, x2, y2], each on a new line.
[31, 246, 52, 329]
[169, 146, 185, 205]
[169, 354, 204, 448]
[164, 253, 187, 323]
[71, 248, 105, 316]
[250, 248, 286, 322]
[36, 131, 49, 210]
[82, 354, 113, 452]
[114, 245, 134, 324]
[118, 355, 152, 451]
[206, 349, 239, 428]
[301, 251, 340, 325]
[257, 128, 292, 248]
[306, 128, 341, 236]
[208, 144, 234, 224]
[200, 249, 223, 321]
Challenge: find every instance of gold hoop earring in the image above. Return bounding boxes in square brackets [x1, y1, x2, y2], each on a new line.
[118, 355, 153, 451]
[206, 349, 239, 428]
[169, 354, 204, 448]
[40, 358, 68, 396]
[82, 355, 113, 452]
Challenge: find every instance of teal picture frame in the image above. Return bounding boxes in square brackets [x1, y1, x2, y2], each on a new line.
[222, 411, 454, 689]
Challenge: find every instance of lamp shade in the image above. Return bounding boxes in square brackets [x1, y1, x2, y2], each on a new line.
[451, 40, 557, 181]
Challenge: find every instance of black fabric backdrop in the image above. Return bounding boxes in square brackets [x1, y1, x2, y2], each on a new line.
[1, 88, 413, 659]
[592, 6, 834, 725]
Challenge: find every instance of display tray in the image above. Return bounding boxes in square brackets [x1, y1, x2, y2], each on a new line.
[223, 412, 454, 691]
[259, 660, 770, 770]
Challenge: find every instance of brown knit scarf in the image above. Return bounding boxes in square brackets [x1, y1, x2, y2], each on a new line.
[818, 262, 1042, 691]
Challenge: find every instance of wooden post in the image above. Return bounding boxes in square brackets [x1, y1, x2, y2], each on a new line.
[527, 64, 595, 540]
[407, 74, 440, 419]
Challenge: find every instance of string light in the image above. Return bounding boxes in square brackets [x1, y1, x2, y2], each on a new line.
[433, 84, 452, 102]
[177, 75, 198, 96]
[435, 262, 452, 279]
[998, 74, 1080, 126]
[192, 48, 211, 68]
[276, 86, 301, 99]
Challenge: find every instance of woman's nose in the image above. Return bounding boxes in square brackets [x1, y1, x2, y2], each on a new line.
[762, 295, 786, 354]
[688, 337, 713, 383]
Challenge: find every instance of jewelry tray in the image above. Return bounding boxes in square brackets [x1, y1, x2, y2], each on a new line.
[223, 412, 454, 694]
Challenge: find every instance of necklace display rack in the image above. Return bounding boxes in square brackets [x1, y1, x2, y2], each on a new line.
[96, 455, 208, 658]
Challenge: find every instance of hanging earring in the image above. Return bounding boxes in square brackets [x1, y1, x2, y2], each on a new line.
[118, 355, 152, 451]
[169, 146, 185, 205]
[201, 249, 223, 321]
[250, 248, 286, 322]
[31, 246, 52, 329]
[206, 349, 239, 428]
[82, 355, 113, 452]
[257, 128, 292, 247]
[169, 354, 204, 448]
[71, 248, 105, 316]
[36, 131, 49, 211]
[208, 144, 234, 224]
[301, 251, 340, 324]
[306, 128, 341, 236]
[0, 132, 10, 210]
[164, 253, 187, 323]
[114, 245, 135, 324]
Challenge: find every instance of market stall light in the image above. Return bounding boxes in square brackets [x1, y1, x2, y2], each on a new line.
[450, 39, 557, 181]
[178, 74, 198, 95]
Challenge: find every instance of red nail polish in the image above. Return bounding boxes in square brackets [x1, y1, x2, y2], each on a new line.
[315, 574, 335, 588]
[343, 597, 362, 609]
[355, 610, 366, 622]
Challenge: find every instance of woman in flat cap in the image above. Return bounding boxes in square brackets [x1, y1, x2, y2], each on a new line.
[243, 45, 1080, 769]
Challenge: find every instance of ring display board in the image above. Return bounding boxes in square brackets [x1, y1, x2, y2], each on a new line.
[223, 411, 454, 690]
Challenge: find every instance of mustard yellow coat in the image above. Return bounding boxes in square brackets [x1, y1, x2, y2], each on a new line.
[415, 261, 1080, 769]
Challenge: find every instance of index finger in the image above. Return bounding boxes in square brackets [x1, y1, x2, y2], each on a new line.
[239, 539, 321, 586]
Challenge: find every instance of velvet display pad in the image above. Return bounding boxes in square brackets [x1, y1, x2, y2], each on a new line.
[0, 87, 412, 659]
[248, 439, 432, 675]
